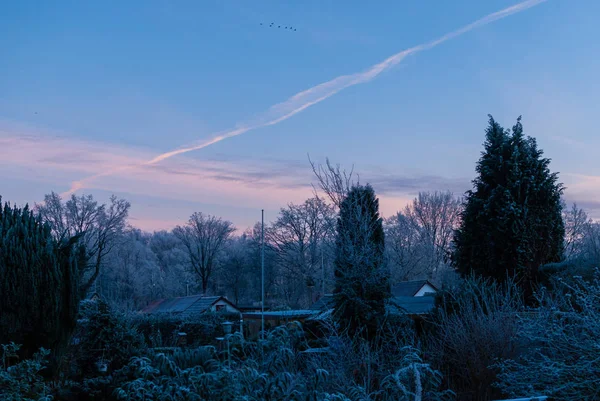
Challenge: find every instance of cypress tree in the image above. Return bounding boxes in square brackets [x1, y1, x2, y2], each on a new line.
[333, 184, 389, 340]
[453, 116, 564, 296]
[0, 197, 86, 376]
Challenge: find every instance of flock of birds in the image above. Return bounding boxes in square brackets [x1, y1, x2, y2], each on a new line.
[260, 22, 297, 31]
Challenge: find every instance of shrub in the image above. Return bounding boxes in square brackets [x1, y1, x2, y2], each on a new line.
[0, 343, 52, 401]
[131, 311, 240, 348]
[66, 298, 146, 378]
[425, 276, 523, 400]
[494, 272, 600, 400]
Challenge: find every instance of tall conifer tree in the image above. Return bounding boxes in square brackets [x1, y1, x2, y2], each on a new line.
[333, 185, 389, 339]
[0, 197, 86, 375]
[453, 116, 564, 294]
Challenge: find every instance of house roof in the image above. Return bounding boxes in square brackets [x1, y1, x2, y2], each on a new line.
[306, 288, 437, 321]
[391, 280, 438, 297]
[141, 295, 237, 316]
[237, 304, 271, 312]
[387, 296, 436, 315]
[243, 310, 315, 319]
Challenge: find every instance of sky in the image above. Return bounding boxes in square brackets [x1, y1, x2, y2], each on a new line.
[1, 0, 600, 232]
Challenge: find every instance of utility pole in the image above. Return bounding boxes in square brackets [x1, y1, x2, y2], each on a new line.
[261, 210, 265, 353]
[321, 246, 325, 297]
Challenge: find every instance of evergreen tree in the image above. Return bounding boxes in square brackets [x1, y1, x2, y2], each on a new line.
[0, 197, 86, 376]
[453, 116, 564, 295]
[333, 185, 389, 339]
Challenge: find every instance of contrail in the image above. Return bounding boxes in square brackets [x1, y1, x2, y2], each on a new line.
[61, 0, 547, 198]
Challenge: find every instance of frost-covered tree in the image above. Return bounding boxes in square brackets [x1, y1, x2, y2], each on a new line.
[267, 197, 336, 307]
[35, 192, 130, 298]
[100, 229, 163, 309]
[173, 212, 235, 294]
[562, 202, 591, 260]
[0, 197, 86, 375]
[453, 116, 564, 296]
[149, 230, 194, 296]
[214, 234, 253, 305]
[333, 184, 389, 340]
[385, 191, 462, 283]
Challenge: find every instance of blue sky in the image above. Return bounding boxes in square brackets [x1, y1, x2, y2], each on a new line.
[1, 0, 599, 231]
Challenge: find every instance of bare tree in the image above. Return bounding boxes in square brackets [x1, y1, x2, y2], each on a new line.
[218, 234, 252, 305]
[385, 191, 462, 283]
[309, 156, 358, 209]
[562, 202, 591, 260]
[101, 228, 160, 310]
[173, 212, 235, 295]
[267, 197, 336, 307]
[384, 213, 427, 282]
[35, 192, 130, 297]
[582, 222, 600, 265]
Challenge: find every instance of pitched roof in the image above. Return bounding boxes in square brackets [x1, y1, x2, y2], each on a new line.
[387, 296, 436, 315]
[306, 291, 437, 320]
[391, 280, 437, 297]
[141, 295, 235, 316]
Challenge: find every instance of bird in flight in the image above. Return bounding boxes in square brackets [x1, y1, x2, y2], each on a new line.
[261, 22, 297, 31]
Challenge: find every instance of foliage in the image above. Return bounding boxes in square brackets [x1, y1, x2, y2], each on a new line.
[333, 184, 390, 340]
[110, 322, 451, 401]
[494, 272, 600, 400]
[2, 300, 451, 401]
[305, 316, 452, 400]
[453, 116, 564, 298]
[0, 343, 52, 401]
[67, 298, 146, 378]
[0, 198, 85, 375]
[131, 311, 240, 348]
[425, 276, 523, 400]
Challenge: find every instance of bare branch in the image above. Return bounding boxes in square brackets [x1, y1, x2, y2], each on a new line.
[309, 155, 358, 209]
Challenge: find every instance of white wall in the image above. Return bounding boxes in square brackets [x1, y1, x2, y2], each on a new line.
[414, 283, 437, 297]
[210, 299, 240, 314]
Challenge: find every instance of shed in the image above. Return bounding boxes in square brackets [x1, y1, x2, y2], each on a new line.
[387, 296, 436, 315]
[141, 295, 240, 318]
[391, 280, 438, 297]
[307, 280, 438, 322]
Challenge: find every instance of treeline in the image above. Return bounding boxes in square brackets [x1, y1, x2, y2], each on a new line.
[30, 186, 465, 312]
[2, 115, 600, 400]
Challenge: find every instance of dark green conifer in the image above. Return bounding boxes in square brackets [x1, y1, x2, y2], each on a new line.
[333, 185, 389, 339]
[453, 116, 564, 296]
[0, 197, 86, 375]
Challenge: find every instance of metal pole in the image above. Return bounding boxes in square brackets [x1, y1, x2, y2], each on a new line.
[227, 335, 231, 369]
[321, 246, 325, 297]
[261, 209, 265, 346]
